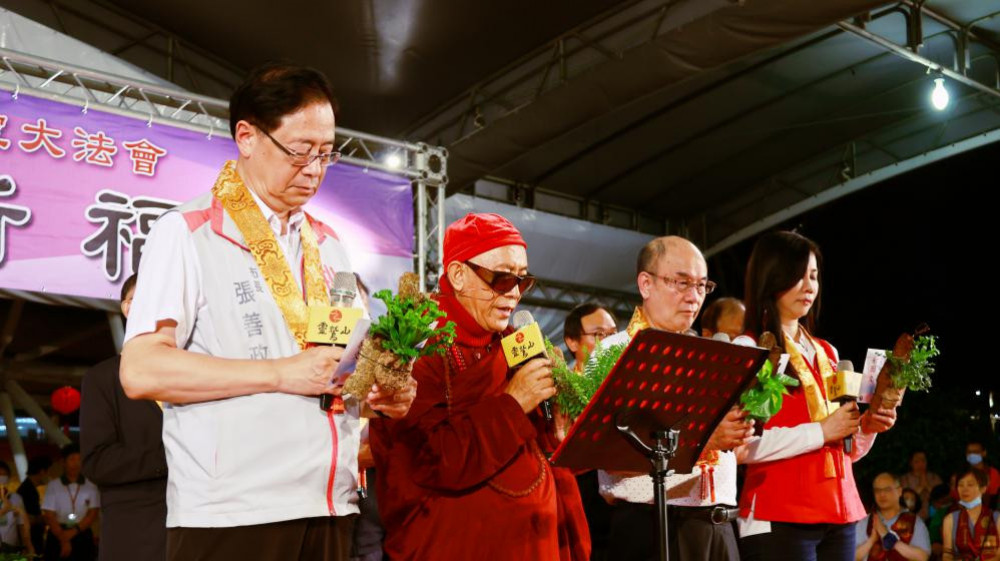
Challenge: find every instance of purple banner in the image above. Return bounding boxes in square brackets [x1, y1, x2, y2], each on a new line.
[0, 93, 413, 302]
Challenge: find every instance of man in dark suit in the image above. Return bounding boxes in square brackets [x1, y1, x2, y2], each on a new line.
[81, 274, 167, 561]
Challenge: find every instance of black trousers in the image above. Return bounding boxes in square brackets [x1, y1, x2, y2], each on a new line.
[739, 521, 856, 561]
[43, 527, 96, 561]
[576, 471, 613, 561]
[167, 515, 357, 561]
[608, 502, 739, 561]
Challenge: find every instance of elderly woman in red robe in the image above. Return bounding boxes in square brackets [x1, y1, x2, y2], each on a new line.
[370, 213, 590, 560]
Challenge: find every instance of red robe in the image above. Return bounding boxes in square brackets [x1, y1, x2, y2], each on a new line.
[370, 296, 590, 560]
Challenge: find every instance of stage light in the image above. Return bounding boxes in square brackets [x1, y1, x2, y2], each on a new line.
[976, 389, 982, 396]
[385, 153, 402, 169]
[931, 77, 949, 111]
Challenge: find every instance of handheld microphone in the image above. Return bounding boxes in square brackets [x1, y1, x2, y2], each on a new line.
[827, 360, 863, 455]
[329, 272, 357, 307]
[501, 310, 553, 421]
[307, 272, 362, 411]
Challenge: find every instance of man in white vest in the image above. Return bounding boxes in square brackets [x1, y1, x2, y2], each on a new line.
[121, 62, 417, 561]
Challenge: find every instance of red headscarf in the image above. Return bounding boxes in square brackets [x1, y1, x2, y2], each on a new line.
[440, 213, 526, 293]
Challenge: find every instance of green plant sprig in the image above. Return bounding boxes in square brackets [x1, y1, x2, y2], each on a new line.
[740, 360, 800, 422]
[368, 290, 456, 360]
[887, 334, 938, 392]
[549, 340, 628, 419]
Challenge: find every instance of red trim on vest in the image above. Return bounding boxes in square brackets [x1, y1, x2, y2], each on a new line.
[306, 212, 339, 243]
[182, 208, 211, 233]
[326, 408, 339, 515]
[209, 196, 249, 250]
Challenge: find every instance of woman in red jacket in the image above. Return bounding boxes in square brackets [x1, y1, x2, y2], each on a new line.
[736, 231, 896, 561]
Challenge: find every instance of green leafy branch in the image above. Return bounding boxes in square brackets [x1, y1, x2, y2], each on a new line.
[368, 290, 456, 361]
[887, 335, 938, 392]
[550, 340, 627, 419]
[740, 360, 800, 422]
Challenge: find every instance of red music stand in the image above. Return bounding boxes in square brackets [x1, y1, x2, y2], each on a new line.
[550, 329, 768, 561]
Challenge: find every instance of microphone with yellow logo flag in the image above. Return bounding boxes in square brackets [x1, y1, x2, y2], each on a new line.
[501, 310, 553, 421]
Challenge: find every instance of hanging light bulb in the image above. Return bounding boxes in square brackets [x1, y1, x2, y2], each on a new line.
[931, 77, 949, 111]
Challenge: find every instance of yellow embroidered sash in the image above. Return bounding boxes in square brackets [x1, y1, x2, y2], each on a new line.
[785, 328, 843, 478]
[211, 161, 329, 350]
[626, 306, 650, 338]
[783, 329, 837, 423]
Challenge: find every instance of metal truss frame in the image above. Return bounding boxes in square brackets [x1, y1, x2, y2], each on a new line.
[416, 1, 1000, 250]
[0, 47, 450, 290]
[403, 0, 737, 145]
[4, 0, 246, 98]
[700, 3, 1000, 255]
[520, 278, 640, 323]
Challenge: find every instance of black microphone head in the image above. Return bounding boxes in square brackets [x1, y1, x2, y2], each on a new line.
[513, 310, 535, 329]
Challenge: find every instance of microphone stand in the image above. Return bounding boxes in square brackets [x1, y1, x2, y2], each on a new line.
[616, 414, 679, 561]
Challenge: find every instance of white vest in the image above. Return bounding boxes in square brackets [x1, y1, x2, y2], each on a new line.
[163, 192, 360, 527]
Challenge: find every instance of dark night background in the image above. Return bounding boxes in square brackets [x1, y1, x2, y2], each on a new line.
[707, 141, 995, 505]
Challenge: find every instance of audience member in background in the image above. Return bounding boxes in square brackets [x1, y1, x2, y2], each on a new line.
[18, 456, 51, 554]
[927, 484, 954, 561]
[700, 296, 745, 341]
[42, 444, 99, 561]
[855, 473, 930, 561]
[81, 273, 167, 561]
[0, 461, 35, 556]
[902, 451, 942, 520]
[902, 488, 924, 522]
[563, 303, 617, 561]
[952, 442, 1000, 508]
[942, 468, 999, 561]
[563, 303, 617, 372]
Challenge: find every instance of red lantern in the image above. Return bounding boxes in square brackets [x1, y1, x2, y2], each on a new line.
[51, 386, 81, 415]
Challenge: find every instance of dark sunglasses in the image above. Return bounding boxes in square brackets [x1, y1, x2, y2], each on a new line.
[464, 261, 536, 295]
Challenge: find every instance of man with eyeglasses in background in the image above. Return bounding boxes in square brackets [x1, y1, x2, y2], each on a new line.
[119, 61, 416, 561]
[563, 303, 617, 374]
[563, 303, 618, 559]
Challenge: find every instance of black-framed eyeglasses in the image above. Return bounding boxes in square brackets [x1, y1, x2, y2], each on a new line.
[464, 261, 536, 295]
[258, 126, 341, 167]
[645, 272, 717, 295]
[582, 328, 617, 341]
